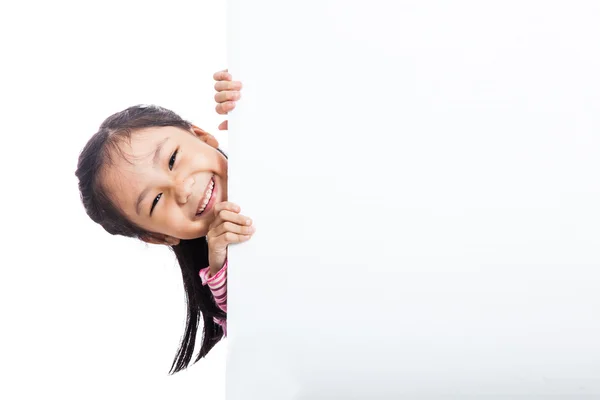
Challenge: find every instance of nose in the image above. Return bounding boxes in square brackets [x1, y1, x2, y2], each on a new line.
[175, 176, 195, 204]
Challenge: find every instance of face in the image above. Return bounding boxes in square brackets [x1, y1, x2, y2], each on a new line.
[100, 125, 228, 241]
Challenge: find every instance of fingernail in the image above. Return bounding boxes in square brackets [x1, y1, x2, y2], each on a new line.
[246, 219, 252, 225]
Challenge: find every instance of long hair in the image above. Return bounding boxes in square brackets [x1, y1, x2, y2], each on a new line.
[75, 105, 227, 374]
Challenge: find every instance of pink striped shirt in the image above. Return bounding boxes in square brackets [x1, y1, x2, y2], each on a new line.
[198, 259, 228, 335]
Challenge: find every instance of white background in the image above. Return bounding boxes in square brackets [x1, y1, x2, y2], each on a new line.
[1, 1, 229, 399]
[226, 0, 600, 398]
[2, 1, 600, 399]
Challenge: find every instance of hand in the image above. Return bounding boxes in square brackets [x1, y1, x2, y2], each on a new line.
[213, 69, 243, 131]
[206, 201, 255, 275]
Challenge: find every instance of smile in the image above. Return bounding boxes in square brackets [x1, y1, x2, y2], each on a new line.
[196, 176, 216, 216]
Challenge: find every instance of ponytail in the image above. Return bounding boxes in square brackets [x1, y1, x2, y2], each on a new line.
[169, 237, 227, 374]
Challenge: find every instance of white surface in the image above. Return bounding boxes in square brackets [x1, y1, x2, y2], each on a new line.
[0, 1, 228, 399]
[226, 1, 600, 398]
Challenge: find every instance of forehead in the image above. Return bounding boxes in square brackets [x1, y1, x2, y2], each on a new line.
[118, 126, 190, 156]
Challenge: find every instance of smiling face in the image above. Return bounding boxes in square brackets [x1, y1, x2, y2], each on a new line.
[100, 125, 228, 241]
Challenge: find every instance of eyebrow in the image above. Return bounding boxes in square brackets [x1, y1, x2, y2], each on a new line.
[135, 137, 169, 215]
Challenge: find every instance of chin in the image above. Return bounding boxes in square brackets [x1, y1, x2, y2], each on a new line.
[190, 229, 210, 240]
[172, 231, 203, 241]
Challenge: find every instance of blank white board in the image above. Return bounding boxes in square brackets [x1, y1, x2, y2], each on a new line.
[226, 1, 600, 398]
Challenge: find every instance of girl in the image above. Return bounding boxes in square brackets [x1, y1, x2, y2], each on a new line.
[75, 70, 250, 375]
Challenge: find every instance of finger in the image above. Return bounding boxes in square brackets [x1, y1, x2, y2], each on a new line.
[206, 232, 252, 255]
[214, 80, 242, 92]
[210, 221, 255, 238]
[211, 209, 252, 229]
[213, 69, 231, 81]
[213, 231, 253, 247]
[212, 201, 242, 216]
[215, 101, 236, 115]
[214, 90, 240, 104]
[208, 209, 252, 233]
[208, 205, 236, 231]
[218, 120, 228, 131]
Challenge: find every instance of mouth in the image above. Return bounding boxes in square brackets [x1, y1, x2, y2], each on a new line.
[196, 176, 216, 217]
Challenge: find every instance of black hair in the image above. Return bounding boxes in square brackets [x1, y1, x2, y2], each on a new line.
[75, 105, 227, 374]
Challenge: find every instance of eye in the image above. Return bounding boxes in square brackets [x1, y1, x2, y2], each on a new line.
[150, 193, 162, 215]
[169, 149, 178, 170]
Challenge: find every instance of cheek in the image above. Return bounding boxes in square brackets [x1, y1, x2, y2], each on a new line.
[161, 207, 186, 229]
[177, 223, 210, 240]
[161, 208, 210, 239]
[216, 152, 228, 174]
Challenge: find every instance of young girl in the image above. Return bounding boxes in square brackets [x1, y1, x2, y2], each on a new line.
[75, 70, 250, 374]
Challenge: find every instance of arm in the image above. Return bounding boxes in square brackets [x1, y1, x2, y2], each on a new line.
[199, 260, 228, 336]
[199, 259, 228, 313]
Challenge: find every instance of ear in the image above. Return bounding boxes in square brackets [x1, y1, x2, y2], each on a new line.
[191, 125, 219, 149]
[140, 234, 181, 246]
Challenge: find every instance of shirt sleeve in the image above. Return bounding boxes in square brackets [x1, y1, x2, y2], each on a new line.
[199, 259, 228, 313]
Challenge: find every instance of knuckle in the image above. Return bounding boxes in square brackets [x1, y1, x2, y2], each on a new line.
[224, 232, 236, 242]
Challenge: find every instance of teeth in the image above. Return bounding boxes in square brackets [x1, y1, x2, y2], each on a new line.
[197, 179, 215, 214]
